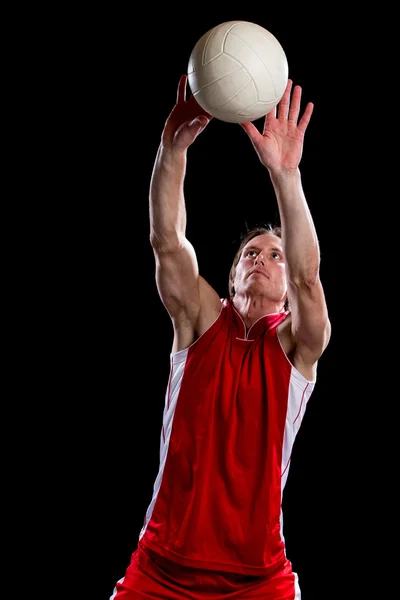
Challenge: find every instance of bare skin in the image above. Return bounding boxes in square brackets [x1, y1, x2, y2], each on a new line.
[149, 75, 331, 382]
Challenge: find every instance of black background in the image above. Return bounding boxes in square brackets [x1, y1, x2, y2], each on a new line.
[59, 9, 343, 600]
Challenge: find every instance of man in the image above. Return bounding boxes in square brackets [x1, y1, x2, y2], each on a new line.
[110, 75, 331, 599]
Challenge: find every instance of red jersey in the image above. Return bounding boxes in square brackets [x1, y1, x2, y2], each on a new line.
[139, 298, 315, 576]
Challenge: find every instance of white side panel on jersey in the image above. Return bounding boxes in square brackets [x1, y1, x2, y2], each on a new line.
[281, 367, 315, 489]
[139, 349, 189, 539]
[280, 365, 315, 548]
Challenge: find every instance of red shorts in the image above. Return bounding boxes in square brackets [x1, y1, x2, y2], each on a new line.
[110, 544, 300, 599]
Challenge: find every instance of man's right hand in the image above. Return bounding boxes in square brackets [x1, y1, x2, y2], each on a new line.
[161, 74, 212, 150]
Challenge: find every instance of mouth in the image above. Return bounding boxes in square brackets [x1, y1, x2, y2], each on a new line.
[248, 269, 267, 278]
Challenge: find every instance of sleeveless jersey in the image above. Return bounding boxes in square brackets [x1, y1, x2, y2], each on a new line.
[138, 298, 315, 576]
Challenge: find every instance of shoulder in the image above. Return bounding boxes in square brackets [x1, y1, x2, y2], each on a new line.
[172, 281, 224, 353]
[196, 286, 227, 336]
[277, 312, 293, 349]
[277, 311, 329, 382]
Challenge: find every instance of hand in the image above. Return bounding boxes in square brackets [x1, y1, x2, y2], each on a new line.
[240, 79, 313, 174]
[162, 75, 212, 150]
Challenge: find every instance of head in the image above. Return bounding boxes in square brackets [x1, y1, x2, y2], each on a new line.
[228, 224, 289, 311]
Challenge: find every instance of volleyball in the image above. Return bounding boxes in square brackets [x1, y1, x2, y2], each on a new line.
[187, 21, 289, 124]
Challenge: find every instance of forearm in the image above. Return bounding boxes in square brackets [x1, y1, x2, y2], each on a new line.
[149, 144, 188, 252]
[270, 168, 320, 284]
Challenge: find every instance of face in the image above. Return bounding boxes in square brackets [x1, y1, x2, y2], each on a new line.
[232, 233, 287, 302]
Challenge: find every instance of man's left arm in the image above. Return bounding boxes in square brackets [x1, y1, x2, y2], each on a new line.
[271, 168, 331, 371]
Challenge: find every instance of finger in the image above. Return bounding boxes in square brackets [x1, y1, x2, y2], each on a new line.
[263, 106, 276, 132]
[240, 121, 261, 143]
[288, 85, 302, 124]
[278, 79, 293, 120]
[297, 102, 314, 134]
[177, 74, 187, 104]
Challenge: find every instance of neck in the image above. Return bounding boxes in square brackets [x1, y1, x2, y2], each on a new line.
[232, 294, 285, 329]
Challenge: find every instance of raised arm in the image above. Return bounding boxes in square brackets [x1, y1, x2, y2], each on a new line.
[149, 75, 221, 352]
[240, 80, 331, 378]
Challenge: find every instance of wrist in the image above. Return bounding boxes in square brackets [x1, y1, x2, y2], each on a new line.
[268, 166, 301, 184]
[157, 143, 187, 169]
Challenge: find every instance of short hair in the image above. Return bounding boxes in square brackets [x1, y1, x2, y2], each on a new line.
[228, 223, 289, 310]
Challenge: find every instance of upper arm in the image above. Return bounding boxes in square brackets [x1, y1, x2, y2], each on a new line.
[287, 275, 331, 370]
[153, 235, 220, 332]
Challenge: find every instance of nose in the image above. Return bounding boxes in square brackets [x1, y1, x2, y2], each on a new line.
[255, 252, 265, 266]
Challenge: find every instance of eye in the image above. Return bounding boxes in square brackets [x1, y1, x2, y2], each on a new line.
[271, 252, 281, 259]
[246, 250, 257, 257]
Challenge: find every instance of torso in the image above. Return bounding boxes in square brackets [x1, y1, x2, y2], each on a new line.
[174, 304, 316, 382]
[139, 298, 316, 575]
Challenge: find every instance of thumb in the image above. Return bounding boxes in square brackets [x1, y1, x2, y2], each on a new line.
[188, 116, 209, 131]
[240, 121, 258, 138]
[174, 116, 210, 149]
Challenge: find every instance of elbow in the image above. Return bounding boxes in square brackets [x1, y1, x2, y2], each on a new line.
[149, 231, 184, 254]
[289, 264, 321, 290]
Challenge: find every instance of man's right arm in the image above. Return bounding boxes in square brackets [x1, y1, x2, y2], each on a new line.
[149, 145, 201, 338]
[149, 76, 221, 352]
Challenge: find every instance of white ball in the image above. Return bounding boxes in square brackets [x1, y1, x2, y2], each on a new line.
[187, 21, 289, 124]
